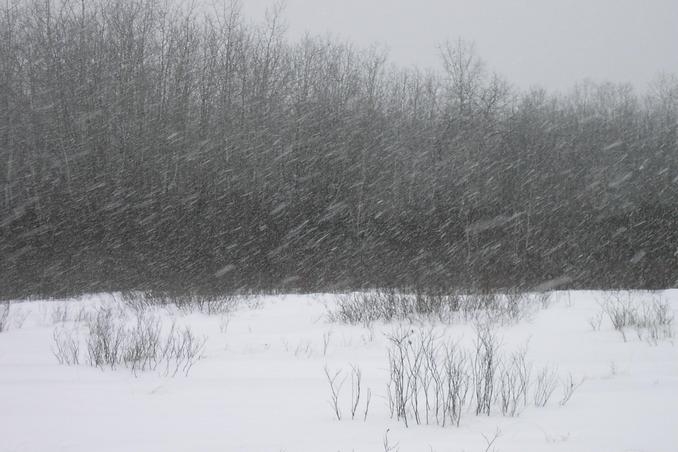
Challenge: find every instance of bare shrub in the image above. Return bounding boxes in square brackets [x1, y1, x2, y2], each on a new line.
[9, 306, 29, 329]
[473, 325, 500, 416]
[293, 340, 313, 359]
[350, 364, 363, 420]
[0, 301, 11, 332]
[533, 366, 559, 407]
[602, 294, 637, 333]
[385, 326, 568, 428]
[124, 313, 163, 374]
[386, 327, 412, 427]
[386, 327, 471, 428]
[503, 290, 530, 323]
[219, 313, 232, 334]
[324, 365, 346, 421]
[179, 293, 236, 316]
[52, 326, 81, 365]
[324, 363, 372, 422]
[329, 290, 409, 325]
[442, 342, 471, 427]
[635, 297, 674, 344]
[559, 373, 585, 406]
[599, 293, 674, 343]
[413, 287, 462, 321]
[51, 304, 72, 324]
[383, 429, 399, 452]
[535, 291, 553, 309]
[71, 306, 95, 324]
[158, 323, 207, 377]
[498, 346, 532, 416]
[363, 387, 372, 422]
[457, 292, 494, 322]
[117, 290, 236, 316]
[329, 288, 539, 326]
[54, 306, 206, 376]
[86, 307, 126, 368]
[322, 331, 332, 356]
[588, 311, 603, 331]
[481, 428, 502, 452]
[243, 296, 263, 310]
[462, 289, 533, 325]
[116, 291, 151, 313]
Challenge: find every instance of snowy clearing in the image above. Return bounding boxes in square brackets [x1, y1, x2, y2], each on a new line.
[1, 291, 677, 452]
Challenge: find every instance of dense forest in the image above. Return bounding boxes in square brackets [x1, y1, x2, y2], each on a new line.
[1, 0, 677, 298]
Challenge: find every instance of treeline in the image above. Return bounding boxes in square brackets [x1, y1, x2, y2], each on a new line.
[1, 0, 677, 298]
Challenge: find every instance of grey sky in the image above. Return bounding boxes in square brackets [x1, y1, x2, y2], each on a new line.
[241, 0, 678, 92]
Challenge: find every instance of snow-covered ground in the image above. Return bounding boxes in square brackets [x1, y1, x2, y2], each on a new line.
[1, 290, 677, 452]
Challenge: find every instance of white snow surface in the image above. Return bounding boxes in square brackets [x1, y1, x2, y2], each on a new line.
[1, 290, 678, 452]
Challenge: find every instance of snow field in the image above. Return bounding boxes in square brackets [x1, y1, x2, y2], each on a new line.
[0, 290, 677, 452]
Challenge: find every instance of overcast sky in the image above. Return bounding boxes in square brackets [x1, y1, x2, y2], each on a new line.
[241, 0, 678, 92]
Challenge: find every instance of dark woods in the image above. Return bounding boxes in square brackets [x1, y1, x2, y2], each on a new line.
[1, 0, 677, 298]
